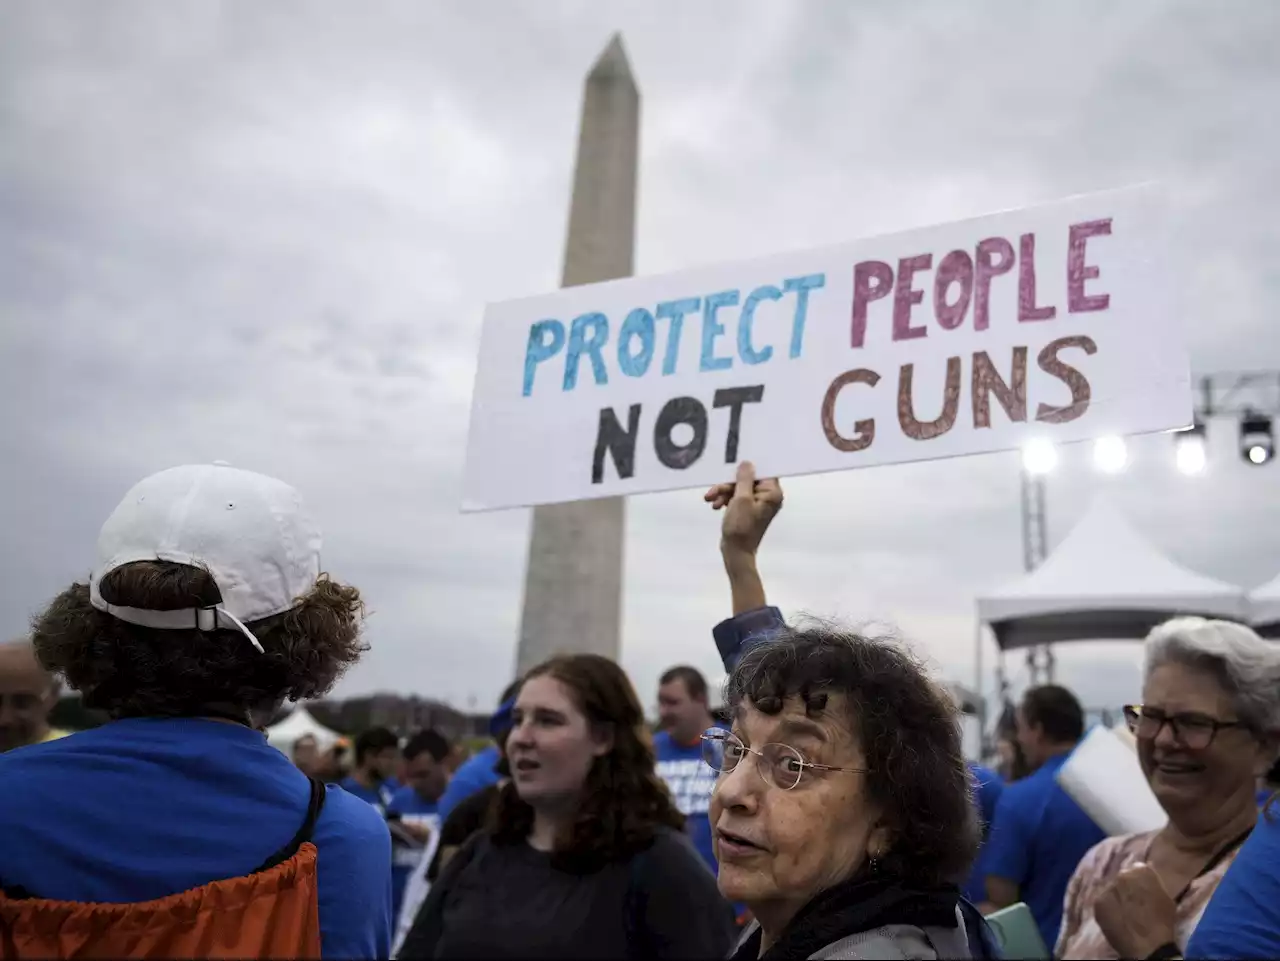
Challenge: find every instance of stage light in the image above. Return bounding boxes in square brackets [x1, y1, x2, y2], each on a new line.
[1021, 439, 1058, 476]
[1093, 435, 1128, 474]
[1175, 423, 1207, 475]
[1240, 411, 1274, 466]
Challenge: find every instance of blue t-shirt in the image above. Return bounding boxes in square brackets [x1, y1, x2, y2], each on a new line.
[983, 750, 1105, 950]
[0, 718, 392, 960]
[386, 785, 440, 923]
[339, 775, 393, 811]
[963, 762, 1004, 903]
[1186, 806, 1280, 960]
[437, 743, 501, 822]
[654, 729, 721, 871]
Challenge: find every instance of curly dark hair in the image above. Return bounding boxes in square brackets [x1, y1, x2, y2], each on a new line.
[488, 653, 684, 874]
[32, 561, 365, 719]
[726, 623, 979, 888]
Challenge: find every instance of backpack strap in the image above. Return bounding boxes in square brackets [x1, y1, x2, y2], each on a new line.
[253, 776, 327, 874]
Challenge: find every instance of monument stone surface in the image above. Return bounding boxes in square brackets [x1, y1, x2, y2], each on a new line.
[514, 35, 638, 677]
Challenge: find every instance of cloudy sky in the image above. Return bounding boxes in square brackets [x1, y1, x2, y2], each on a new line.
[3, 0, 1279, 724]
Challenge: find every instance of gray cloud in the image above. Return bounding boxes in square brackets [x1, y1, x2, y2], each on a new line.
[2, 0, 1278, 719]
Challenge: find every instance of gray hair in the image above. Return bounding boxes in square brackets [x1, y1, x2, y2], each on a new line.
[1144, 617, 1280, 732]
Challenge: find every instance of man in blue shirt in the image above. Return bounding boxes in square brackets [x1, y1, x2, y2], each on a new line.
[386, 729, 450, 922]
[340, 726, 399, 811]
[436, 679, 521, 822]
[653, 665, 723, 872]
[982, 684, 1105, 950]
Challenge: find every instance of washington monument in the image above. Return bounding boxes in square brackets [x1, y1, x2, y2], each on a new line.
[514, 35, 638, 677]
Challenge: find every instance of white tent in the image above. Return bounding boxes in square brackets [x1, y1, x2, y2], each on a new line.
[1249, 572, 1280, 635]
[265, 706, 342, 757]
[977, 498, 1247, 651]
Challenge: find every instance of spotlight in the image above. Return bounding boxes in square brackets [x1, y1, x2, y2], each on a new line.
[1174, 423, 1207, 475]
[1021, 439, 1058, 476]
[1240, 411, 1274, 466]
[1093, 435, 1128, 474]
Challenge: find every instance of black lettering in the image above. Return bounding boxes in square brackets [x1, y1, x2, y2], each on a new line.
[654, 397, 708, 470]
[713, 385, 765, 463]
[592, 404, 641, 483]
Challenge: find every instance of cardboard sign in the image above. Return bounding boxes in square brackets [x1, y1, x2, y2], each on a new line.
[462, 185, 1185, 511]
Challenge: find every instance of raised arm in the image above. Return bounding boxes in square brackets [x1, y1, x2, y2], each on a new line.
[704, 462, 787, 673]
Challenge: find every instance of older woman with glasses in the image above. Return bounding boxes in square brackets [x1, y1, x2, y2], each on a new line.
[702, 464, 984, 959]
[1055, 617, 1280, 961]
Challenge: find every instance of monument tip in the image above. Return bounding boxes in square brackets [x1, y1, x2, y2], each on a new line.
[588, 33, 634, 83]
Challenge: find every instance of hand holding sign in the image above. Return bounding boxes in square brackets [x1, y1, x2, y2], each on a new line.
[705, 462, 784, 558]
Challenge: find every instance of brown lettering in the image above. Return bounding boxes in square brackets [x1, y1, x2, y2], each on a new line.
[821, 368, 881, 452]
[898, 357, 961, 440]
[1035, 335, 1097, 423]
[972, 348, 1028, 428]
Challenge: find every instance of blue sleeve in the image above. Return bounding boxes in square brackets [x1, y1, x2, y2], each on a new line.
[974, 766, 1004, 827]
[983, 785, 1033, 889]
[713, 606, 786, 672]
[315, 786, 394, 960]
[1187, 810, 1280, 960]
[437, 748, 497, 822]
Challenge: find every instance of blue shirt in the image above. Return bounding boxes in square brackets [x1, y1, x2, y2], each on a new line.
[437, 743, 501, 822]
[983, 750, 1105, 950]
[1186, 807, 1280, 960]
[654, 729, 721, 872]
[963, 762, 1004, 903]
[339, 775, 393, 811]
[0, 717, 392, 960]
[386, 785, 440, 923]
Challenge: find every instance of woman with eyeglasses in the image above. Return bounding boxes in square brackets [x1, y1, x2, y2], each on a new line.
[1054, 617, 1280, 960]
[702, 464, 984, 959]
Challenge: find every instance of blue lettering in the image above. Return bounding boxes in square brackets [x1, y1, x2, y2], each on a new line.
[783, 274, 826, 359]
[523, 319, 565, 396]
[738, 285, 781, 365]
[562, 312, 610, 391]
[700, 289, 739, 372]
[655, 297, 700, 376]
[617, 307, 656, 378]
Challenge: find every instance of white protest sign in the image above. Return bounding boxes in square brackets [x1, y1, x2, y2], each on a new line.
[462, 185, 1185, 512]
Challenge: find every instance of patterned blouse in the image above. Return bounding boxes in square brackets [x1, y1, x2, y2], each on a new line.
[1056, 830, 1242, 960]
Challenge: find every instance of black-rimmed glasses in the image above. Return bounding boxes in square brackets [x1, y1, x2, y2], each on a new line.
[1123, 704, 1248, 750]
[700, 729, 869, 791]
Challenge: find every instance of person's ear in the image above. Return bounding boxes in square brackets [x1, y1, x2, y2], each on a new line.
[590, 722, 615, 758]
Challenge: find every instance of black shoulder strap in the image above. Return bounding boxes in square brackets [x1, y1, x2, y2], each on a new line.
[254, 776, 327, 874]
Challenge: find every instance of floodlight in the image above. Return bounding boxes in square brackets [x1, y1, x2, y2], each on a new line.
[1174, 422, 1206, 475]
[1021, 439, 1058, 476]
[1093, 435, 1128, 474]
[1240, 411, 1274, 466]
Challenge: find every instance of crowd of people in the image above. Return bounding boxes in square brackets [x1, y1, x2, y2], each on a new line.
[1, 459, 1280, 959]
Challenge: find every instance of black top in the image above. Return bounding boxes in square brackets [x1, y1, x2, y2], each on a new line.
[400, 826, 735, 960]
[426, 784, 500, 883]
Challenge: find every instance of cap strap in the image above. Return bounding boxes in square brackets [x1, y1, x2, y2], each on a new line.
[97, 602, 265, 654]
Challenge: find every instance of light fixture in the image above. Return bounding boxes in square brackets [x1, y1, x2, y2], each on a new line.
[1021, 439, 1058, 476]
[1093, 435, 1128, 474]
[1174, 422, 1207, 475]
[1240, 411, 1274, 466]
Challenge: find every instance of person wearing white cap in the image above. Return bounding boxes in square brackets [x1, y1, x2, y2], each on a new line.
[0, 463, 392, 959]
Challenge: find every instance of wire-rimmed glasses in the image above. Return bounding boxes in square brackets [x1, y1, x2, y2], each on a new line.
[700, 728, 869, 791]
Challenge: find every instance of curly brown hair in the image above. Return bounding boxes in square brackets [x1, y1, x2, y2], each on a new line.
[727, 623, 980, 888]
[32, 561, 365, 719]
[488, 653, 684, 873]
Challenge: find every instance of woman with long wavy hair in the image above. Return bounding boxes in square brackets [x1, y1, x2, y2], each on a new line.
[398, 653, 735, 959]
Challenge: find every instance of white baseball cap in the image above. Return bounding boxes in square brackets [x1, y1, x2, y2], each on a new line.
[88, 463, 322, 653]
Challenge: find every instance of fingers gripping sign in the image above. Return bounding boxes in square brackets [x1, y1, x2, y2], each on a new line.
[704, 462, 784, 556]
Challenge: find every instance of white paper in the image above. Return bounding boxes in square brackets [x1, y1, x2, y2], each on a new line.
[463, 184, 1186, 511]
[1056, 725, 1167, 836]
